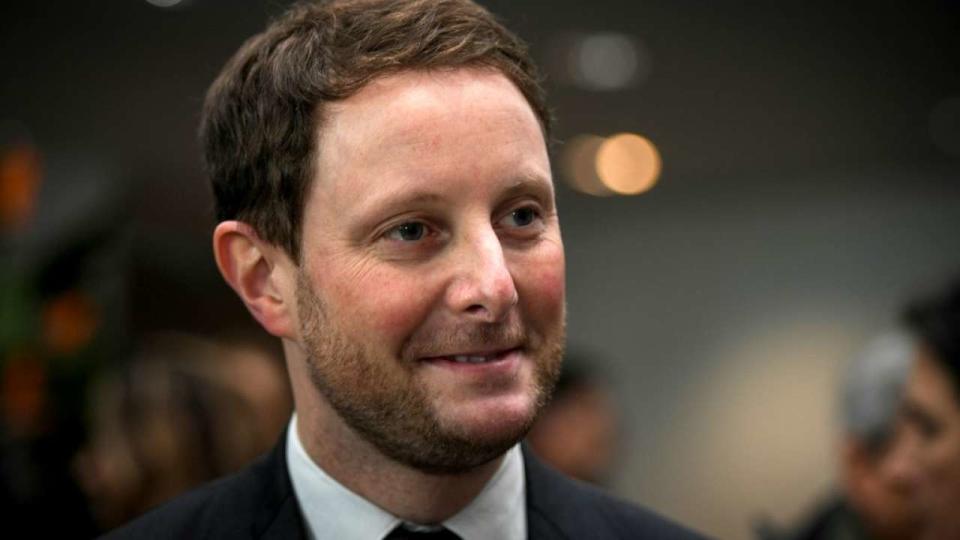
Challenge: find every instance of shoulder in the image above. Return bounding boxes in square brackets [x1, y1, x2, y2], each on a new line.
[522, 445, 709, 540]
[773, 495, 864, 540]
[101, 438, 302, 540]
[100, 472, 254, 540]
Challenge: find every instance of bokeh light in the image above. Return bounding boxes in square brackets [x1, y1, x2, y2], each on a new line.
[0, 144, 42, 231]
[561, 134, 615, 197]
[595, 133, 662, 195]
[145, 0, 185, 7]
[568, 32, 649, 91]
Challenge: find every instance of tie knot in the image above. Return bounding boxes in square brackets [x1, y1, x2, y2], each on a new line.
[384, 523, 462, 540]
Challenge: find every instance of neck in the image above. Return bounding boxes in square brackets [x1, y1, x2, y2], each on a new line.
[285, 344, 503, 524]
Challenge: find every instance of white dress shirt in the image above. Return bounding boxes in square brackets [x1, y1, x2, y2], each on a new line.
[286, 414, 527, 540]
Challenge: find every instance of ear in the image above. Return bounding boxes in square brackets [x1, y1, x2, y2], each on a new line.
[213, 221, 298, 339]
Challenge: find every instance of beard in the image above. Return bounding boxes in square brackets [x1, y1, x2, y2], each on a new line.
[295, 269, 564, 474]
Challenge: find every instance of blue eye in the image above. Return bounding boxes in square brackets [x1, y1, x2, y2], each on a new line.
[387, 222, 426, 241]
[510, 207, 537, 227]
[513, 208, 537, 227]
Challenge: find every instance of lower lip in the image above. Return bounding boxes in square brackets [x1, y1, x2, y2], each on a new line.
[422, 349, 523, 375]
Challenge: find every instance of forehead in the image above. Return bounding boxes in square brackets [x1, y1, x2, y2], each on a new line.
[311, 68, 550, 200]
[323, 67, 542, 137]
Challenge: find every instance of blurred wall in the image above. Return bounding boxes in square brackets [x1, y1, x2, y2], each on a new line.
[2, 1, 959, 538]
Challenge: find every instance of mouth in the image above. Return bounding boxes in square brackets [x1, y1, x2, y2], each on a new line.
[417, 347, 527, 387]
[421, 347, 521, 365]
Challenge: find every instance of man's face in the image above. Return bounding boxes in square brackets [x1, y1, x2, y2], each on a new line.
[900, 349, 960, 537]
[842, 426, 921, 540]
[294, 69, 565, 473]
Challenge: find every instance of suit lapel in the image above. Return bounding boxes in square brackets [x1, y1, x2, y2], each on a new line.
[523, 444, 575, 540]
[260, 495, 308, 540]
[254, 429, 309, 540]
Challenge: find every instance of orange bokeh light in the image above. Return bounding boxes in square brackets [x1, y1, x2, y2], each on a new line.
[0, 144, 43, 230]
[595, 133, 661, 195]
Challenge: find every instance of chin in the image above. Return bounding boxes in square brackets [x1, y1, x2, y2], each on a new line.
[441, 393, 539, 445]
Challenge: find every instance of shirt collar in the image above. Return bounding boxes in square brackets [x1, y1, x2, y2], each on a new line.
[286, 414, 526, 540]
[444, 440, 526, 540]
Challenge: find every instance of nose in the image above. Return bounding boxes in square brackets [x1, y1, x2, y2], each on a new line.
[445, 226, 518, 322]
[883, 421, 923, 491]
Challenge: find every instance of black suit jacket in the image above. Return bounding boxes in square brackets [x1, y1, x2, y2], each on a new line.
[103, 434, 707, 539]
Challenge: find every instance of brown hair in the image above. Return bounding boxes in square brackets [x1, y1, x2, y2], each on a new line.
[200, 0, 551, 261]
[904, 275, 960, 400]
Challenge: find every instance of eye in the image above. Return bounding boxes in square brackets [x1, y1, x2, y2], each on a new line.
[904, 404, 943, 442]
[511, 207, 537, 227]
[385, 221, 427, 242]
[501, 206, 541, 229]
[917, 416, 943, 441]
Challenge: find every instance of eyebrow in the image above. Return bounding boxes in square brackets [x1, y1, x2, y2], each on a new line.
[356, 172, 554, 219]
[354, 191, 446, 222]
[498, 174, 555, 204]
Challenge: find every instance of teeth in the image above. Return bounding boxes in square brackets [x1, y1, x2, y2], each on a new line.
[453, 355, 489, 363]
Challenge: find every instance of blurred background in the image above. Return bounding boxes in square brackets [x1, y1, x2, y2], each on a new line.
[1, 0, 959, 538]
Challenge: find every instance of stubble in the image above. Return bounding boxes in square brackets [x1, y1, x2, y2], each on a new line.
[295, 268, 564, 474]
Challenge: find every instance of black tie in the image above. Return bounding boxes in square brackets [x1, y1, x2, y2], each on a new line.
[384, 524, 462, 540]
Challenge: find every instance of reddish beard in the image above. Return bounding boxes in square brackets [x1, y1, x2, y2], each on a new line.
[295, 269, 564, 473]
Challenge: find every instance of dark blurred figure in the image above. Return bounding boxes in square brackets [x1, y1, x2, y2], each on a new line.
[769, 331, 921, 540]
[527, 360, 620, 485]
[898, 277, 960, 540]
[73, 333, 291, 532]
[1, 138, 126, 538]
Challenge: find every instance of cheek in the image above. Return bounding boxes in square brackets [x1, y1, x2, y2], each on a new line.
[518, 245, 565, 319]
[328, 266, 439, 341]
[944, 430, 960, 474]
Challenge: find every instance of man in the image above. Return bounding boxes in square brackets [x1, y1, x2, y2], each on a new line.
[105, 1, 703, 538]
[775, 332, 921, 540]
[899, 277, 960, 540]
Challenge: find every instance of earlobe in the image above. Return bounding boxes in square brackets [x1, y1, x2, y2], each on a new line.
[212, 221, 297, 338]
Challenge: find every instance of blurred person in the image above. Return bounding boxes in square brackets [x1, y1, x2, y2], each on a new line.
[216, 339, 294, 446]
[899, 277, 960, 540]
[771, 332, 921, 540]
[103, 1, 704, 538]
[74, 333, 290, 532]
[0, 155, 129, 539]
[526, 361, 620, 485]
